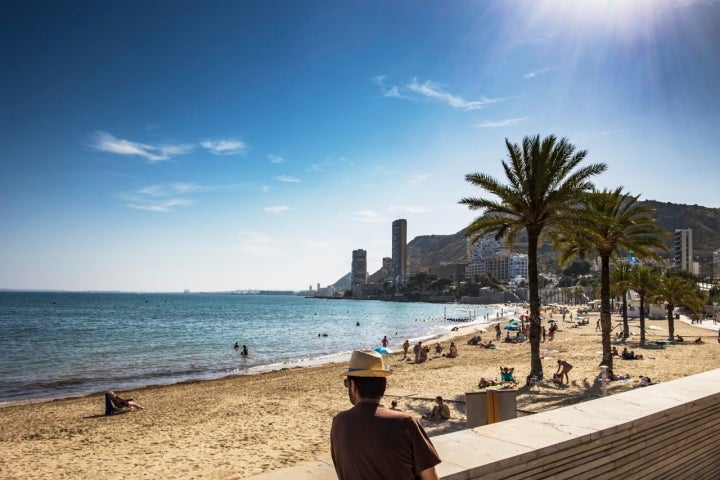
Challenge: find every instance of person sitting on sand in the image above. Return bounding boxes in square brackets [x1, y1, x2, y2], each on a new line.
[694, 337, 704, 344]
[467, 335, 481, 345]
[443, 342, 458, 358]
[434, 343, 443, 355]
[481, 340, 495, 349]
[105, 391, 144, 415]
[622, 347, 643, 360]
[638, 375, 653, 387]
[611, 346, 619, 357]
[478, 377, 498, 388]
[675, 335, 684, 342]
[500, 366, 517, 383]
[423, 396, 450, 421]
[390, 400, 400, 410]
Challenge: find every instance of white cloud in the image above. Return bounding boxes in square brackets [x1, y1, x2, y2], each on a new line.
[274, 175, 301, 183]
[201, 139, 247, 155]
[475, 117, 530, 128]
[523, 67, 553, 79]
[388, 205, 427, 214]
[408, 173, 429, 184]
[264, 205, 289, 214]
[93, 131, 193, 162]
[268, 154, 285, 164]
[234, 231, 287, 257]
[127, 198, 193, 213]
[340, 210, 389, 223]
[406, 78, 500, 110]
[121, 182, 211, 212]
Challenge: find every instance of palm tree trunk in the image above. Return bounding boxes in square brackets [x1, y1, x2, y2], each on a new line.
[639, 296, 646, 346]
[622, 292, 629, 338]
[527, 230, 543, 379]
[600, 255, 613, 369]
[666, 304, 675, 341]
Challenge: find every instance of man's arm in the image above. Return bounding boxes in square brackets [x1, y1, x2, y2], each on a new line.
[419, 466, 439, 480]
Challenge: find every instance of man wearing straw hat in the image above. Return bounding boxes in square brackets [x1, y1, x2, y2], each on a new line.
[331, 349, 441, 479]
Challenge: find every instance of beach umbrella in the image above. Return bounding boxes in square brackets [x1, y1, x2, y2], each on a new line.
[504, 324, 519, 331]
[509, 318, 523, 324]
[374, 346, 392, 355]
[547, 319, 557, 323]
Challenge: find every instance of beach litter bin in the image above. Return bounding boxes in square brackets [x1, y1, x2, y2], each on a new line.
[465, 390, 517, 428]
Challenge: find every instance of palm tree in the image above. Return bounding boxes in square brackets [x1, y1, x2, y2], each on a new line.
[610, 261, 633, 338]
[654, 274, 703, 341]
[459, 134, 606, 381]
[629, 266, 660, 346]
[552, 188, 668, 369]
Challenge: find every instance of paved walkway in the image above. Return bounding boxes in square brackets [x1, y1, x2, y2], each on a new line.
[679, 314, 719, 334]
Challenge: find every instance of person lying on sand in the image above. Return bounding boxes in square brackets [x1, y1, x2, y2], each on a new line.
[478, 377, 497, 389]
[105, 391, 144, 415]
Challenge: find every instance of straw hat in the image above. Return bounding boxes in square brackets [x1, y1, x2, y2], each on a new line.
[343, 350, 391, 377]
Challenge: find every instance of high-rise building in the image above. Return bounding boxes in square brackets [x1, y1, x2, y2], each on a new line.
[391, 219, 407, 284]
[351, 249, 367, 297]
[674, 228, 693, 272]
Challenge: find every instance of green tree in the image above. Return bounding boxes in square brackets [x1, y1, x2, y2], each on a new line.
[553, 188, 668, 369]
[459, 134, 606, 380]
[629, 266, 660, 346]
[654, 274, 703, 341]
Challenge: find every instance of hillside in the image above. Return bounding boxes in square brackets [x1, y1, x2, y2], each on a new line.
[330, 201, 720, 291]
[410, 201, 720, 276]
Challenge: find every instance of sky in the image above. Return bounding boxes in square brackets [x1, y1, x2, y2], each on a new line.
[1, 0, 719, 292]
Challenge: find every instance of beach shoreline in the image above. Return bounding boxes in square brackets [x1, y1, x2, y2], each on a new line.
[2, 308, 719, 479]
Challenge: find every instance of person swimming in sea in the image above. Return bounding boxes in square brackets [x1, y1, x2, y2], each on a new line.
[241, 345, 249, 356]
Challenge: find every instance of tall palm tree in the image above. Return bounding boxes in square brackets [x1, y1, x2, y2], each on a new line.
[654, 274, 704, 341]
[610, 261, 633, 338]
[552, 188, 668, 369]
[629, 266, 660, 346]
[459, 134, 606, 381]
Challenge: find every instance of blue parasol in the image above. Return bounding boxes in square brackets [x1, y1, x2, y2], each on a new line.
[374, 346, 392, 355]
[503, 324, 519, 331]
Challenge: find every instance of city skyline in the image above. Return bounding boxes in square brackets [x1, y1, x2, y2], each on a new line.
[2, 1, 719, 292]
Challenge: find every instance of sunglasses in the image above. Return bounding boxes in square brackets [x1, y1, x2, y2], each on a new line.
[343, 378, 351, 388]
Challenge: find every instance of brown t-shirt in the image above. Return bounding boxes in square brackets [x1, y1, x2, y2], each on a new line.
[331, 401, 441, 479]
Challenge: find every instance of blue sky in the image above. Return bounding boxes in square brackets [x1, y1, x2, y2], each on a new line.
[1, 0, 719, 292]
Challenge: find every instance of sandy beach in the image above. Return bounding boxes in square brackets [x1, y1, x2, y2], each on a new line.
[2, 309, 719, 479]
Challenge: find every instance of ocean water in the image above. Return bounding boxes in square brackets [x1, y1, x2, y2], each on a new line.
[0, 292, 500, 404]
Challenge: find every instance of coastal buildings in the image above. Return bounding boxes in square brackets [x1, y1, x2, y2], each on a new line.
[351, 249, 367, 297]
[391, 219, 407, 286]
[714, 248, 720, 281]
[674, 228, 696, 274]
[465, 235, 528, 284]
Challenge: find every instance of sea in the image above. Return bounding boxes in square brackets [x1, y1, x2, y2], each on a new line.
[0, 291, 504, 405]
